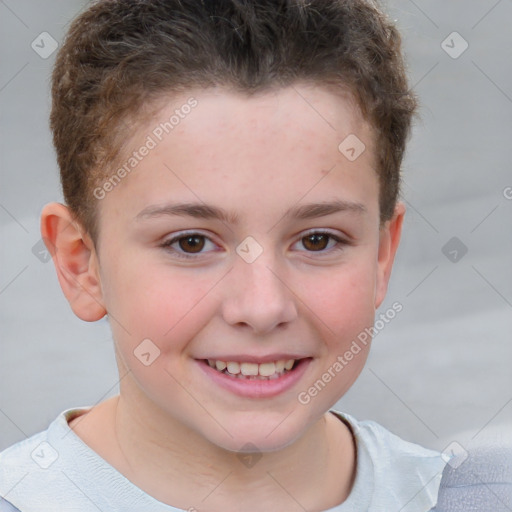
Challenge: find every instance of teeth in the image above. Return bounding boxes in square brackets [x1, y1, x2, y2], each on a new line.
[207, 358, 297, 378]
[258, 362, 276, 377]
[227, 361, 241, 374]
[240, 362, 259, 376]
[275, 360, 285, 373]
[284, 359, 294, 370]
[215, 360, 227, 371]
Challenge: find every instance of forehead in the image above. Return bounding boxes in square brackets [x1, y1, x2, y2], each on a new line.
[184, 82, 361, 124]
[129, 82, 374, 163]
[97, 83, 378, 226]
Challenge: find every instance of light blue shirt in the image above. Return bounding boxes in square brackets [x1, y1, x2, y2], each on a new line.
[0, 407, 447, 511]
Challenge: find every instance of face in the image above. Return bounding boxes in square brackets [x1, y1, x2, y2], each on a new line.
[91, 83, 399, 453]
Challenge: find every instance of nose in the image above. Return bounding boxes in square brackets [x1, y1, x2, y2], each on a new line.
[220, 250, 298, 335]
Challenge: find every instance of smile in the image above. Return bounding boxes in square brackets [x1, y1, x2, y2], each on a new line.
[206, 359, 296, 380]
[198, 357, 312, 399]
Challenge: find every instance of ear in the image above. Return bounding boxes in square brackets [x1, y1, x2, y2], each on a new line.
[40, 202, 106, 322]
[374, 201, 405, 309]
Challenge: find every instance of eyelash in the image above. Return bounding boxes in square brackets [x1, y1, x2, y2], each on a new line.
[160, 230, 350, 260]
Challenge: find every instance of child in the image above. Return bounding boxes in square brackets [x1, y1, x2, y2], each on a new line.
[0, 0, 449, 510]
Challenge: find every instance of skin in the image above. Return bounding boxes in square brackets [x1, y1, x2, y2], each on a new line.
[41, 83, 405, 511]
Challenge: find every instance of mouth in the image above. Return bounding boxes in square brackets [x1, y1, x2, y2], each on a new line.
[198, 357, 312, 398]
[205, 358, 298, 380]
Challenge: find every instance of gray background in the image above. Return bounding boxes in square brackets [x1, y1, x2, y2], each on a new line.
[1, 0, 511, 456]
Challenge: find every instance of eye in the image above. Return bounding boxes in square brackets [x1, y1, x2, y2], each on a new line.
[293, 230, 349, 255]
[160, 229, 350, 260]
[160, 232, 217, 260]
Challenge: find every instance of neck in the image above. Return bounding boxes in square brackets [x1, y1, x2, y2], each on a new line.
[72, 391, 356, 512]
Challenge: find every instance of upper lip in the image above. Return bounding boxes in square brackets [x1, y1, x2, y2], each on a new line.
[197, 354, 310, 363]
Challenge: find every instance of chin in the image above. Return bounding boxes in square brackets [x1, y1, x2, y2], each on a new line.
[197, 410, 314, 455]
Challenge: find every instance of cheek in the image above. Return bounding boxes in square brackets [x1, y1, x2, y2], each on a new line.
[106, 265, 222, 404]
[303, 257, 378, 342]
[104, 255, 218, 353]
[293, 261, 377, 409]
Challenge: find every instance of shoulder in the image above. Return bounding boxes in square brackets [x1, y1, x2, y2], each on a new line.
[0, 408, 93, 512]
[331, 410, 447, 512]
[432, 441, 512, 511]
[343, 411, 442, 461]
[0, 428, 54, 511]
[0, 498, 21, 512]
[0, 427, 50, 481]
[0, 406, 184, 512]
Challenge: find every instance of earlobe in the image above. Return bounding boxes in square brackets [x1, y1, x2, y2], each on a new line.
[40, 202, 106, 322]
[374, 202, 405, 309]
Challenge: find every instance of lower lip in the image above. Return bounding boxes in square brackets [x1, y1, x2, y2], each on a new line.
[197, 359, 312, 399]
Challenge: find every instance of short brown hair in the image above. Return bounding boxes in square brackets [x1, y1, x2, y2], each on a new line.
[50, 0, 418, 246]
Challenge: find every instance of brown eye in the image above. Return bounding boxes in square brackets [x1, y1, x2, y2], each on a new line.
[178, 235, 205, 253]
[293, 230, 349, 256]
[161, 232, 216, 259]
[302, 233, 330, 251]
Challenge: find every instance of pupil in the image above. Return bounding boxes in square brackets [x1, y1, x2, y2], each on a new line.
[305, 234, 328, 251]
[180, 235, 204, 253]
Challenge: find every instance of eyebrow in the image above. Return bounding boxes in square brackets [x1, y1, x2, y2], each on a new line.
[135, 199, 366, 225]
